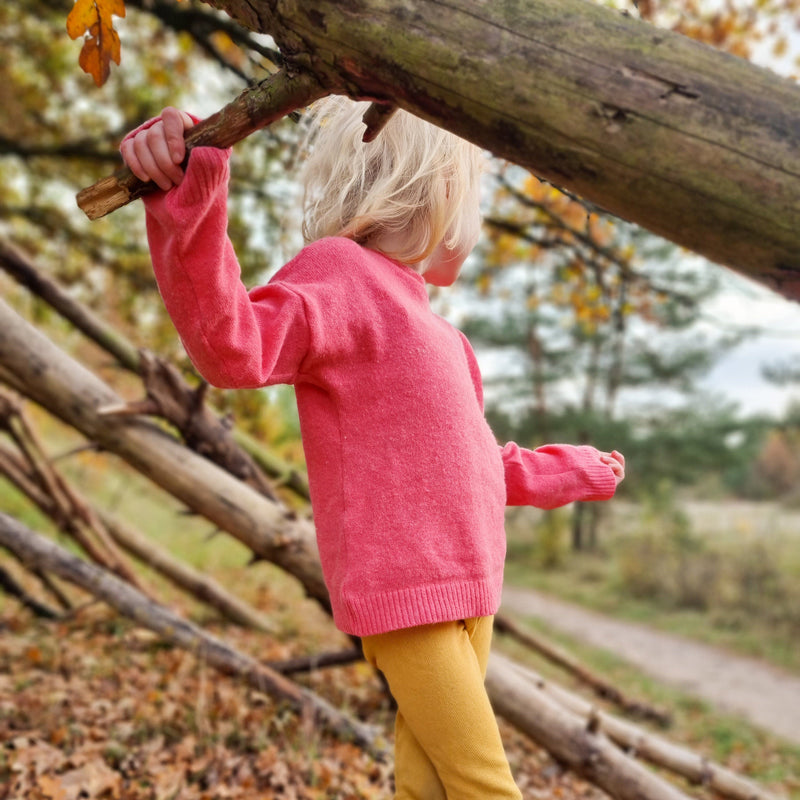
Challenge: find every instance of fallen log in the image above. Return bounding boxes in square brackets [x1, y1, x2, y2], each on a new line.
[267, 648, 364, 676]
[0, 562, 60, 619]
[0, 239, 311, 502]
[0, 429, 276, 632]
[0, 239, 141, 373]
[0, 390, 147, 594]
[98, 508, 276, 633]
[500, 655, 778, 800]
[495, 611, 671, 727]
[0, 511, 383, 756]
[487, 651, 692, 800]
[0, 296, 330, 613]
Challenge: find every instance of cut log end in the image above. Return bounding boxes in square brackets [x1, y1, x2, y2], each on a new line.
[76, 175, 134, 221]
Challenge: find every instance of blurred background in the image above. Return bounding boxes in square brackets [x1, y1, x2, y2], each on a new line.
[1, 0, 800, 797]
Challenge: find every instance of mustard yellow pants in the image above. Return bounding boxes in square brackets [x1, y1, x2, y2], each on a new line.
[362, 617, 522, 800]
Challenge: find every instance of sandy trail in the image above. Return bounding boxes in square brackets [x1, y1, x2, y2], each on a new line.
[501, 586, 800, 746]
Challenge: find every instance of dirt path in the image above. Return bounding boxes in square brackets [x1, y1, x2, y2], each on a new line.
[501, 586, 800, 746]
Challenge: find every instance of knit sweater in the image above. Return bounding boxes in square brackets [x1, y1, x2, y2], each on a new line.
[139, 143, 618, 636]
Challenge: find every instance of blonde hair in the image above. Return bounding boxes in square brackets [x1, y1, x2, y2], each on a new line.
[300, 96, 483, 266]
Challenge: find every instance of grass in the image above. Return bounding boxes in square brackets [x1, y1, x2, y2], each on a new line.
[504, 497, 800, 673]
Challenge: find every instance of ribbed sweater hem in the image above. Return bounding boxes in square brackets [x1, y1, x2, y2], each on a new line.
[334, 576, 503, 637]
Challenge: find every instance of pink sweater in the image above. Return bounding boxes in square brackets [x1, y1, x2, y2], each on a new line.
[140, 144, 618, 636]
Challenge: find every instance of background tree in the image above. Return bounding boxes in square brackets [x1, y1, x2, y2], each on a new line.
[431, 0, 798, 547]
[1, 0, 305, 456]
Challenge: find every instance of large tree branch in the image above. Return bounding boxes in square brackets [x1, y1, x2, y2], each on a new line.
[197, 0, 800, 300]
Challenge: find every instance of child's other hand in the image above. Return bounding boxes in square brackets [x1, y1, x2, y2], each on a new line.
[599, 450, 625, 486]
[120, 107, 195, 191]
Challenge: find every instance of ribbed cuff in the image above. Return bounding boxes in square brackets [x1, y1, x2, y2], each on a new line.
[171, 146, 231, 207]
[576, 446, 618, 500]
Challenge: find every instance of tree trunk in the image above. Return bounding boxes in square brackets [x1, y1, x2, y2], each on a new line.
[196, 0, 800, 300]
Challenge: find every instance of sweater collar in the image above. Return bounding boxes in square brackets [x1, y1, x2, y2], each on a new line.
[366, 248, 429, 291]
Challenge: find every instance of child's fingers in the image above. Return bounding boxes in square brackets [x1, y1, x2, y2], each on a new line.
[161, 107, 194, 165]
[130, 126, 178, 191]
[120, 138, 147, 183]
[599, 451, 625, 481]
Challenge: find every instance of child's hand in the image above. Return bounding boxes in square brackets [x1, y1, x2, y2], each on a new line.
[599, 450, 625, 486]
[120, 107, 195, 191]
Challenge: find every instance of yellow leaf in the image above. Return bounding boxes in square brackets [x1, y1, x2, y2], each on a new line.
[66, 0, 97, 39]
[67, 0, 126, 86]
[773, 37, 788, 59]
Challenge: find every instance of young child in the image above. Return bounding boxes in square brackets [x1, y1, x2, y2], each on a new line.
[121, 99, 625, 800]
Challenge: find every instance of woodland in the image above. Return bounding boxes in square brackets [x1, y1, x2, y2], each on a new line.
[1, 0, 800, 799]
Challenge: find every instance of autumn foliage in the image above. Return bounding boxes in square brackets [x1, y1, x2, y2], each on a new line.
[66, 0, 126, 86]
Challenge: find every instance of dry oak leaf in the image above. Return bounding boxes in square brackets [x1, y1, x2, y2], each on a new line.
[45, 758, 122, 799]
[66, 0, 126, 87]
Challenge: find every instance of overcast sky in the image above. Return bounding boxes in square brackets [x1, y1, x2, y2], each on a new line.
[695, 270, 800, 416]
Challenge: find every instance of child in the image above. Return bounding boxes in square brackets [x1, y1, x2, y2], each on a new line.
[121, 99, 625, 800]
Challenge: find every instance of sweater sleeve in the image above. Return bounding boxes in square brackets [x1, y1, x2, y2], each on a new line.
[455, 329, 617, 508]
[501, 441, 618, 509]
[140, 145, 310, 389]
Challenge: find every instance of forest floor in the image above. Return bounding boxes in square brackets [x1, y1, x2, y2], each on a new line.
[0, 596, 614, 800]
[501, 585, 800, 745]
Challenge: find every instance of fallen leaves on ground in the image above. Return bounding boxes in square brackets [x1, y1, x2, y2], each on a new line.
[0, 602, 607, 799]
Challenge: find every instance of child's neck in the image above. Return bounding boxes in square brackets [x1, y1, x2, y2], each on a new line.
[367, 231, 429, 274]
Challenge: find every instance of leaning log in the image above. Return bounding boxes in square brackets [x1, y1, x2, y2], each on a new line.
[0, 562, 60, 619]
[0, 240, 311, 502]
[80, 0, 800, 298]
[0, 297, 330, 612]
[500, 656, 778, 800]
[98, 509, 276, 632]
[487, 652, 692, 800]
[495, 612, 671, 726]
[0, 511, 382, 755]
[0, 426, 275, 632]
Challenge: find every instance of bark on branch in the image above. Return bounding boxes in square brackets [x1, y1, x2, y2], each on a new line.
[76, 69, 326, 219]
[203, 0, 800, 299]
